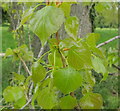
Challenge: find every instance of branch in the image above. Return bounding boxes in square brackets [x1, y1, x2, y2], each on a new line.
[37, 42, 47, 58]
[18, 55, 32, 76]
[20, 98, 32, 109]
[112, 64, 120, 70]
[97, 36, 120, 48]
[0, 53, 5, 57]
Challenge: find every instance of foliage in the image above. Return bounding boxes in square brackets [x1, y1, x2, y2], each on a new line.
[1, 1, 118, 110]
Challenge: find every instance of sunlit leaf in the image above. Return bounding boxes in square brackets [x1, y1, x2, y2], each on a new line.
[30, 6, 64, 46]
[80, 93, 103, 109]
[3, 86, 24, 102]
[65, 16, 79, 40]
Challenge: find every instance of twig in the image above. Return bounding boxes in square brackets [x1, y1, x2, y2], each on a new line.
[97, 36, 120, 48]
[0, 98, 4, 103]
[18, 61, 21, 74]
[18, 55, 32, 76]
[37, 42, 47, 58]
[112, 64, 120, 70]
[20, 98, 32, 109]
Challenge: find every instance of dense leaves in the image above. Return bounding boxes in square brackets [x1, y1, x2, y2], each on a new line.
[2, 2, 112, 110]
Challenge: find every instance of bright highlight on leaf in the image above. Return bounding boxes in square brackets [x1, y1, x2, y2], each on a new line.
[65, 16, 79, 40]
[3, 86, 25, 103]
[80, 93, 103, 109]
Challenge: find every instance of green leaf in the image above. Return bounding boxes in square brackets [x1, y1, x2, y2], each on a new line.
[86, 33, 100, 47]
[92, 56, 106, 72]
[60, 3, 71, 17]
[18, 44, 33, 62]
[48, 50, 63, 68]
[32, 62, 46, 83]
[83, 71, 95, 87]
[53, 67, 82, 94]
[59, 37, 77, 49]
[65, 16, 79, 40]
[4, 48, 13, 59]
[20, 8, 34, 26]
[92, 56, 108, 81]
[22, 51, 33, 62]
[30, 6, 64, 46]
[68, 46, 92, 70]
[14, 96, 26, 108]
[91, 47, 105, 58]
[80, 93, 103, 109]
[3, 86, 24, 102]
[80, 70, 95, 94]
[13, 72, 25, 83]
[37, 87, 57, 109]
[60, 95, 77, 109]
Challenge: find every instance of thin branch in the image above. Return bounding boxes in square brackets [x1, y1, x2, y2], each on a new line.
[20, 98, 32, 109]
[0, 98, 4, 103]
[37, 42, 47, 58]
[112, 64, 120, 70]
[97, 36, 120, 48]
[18, 55, 32, 76]
[0, 53, 5, 57]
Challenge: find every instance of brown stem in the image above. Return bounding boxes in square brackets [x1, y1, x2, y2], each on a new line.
[55, 32, 66, 68]
[112, 64, 120, 70]
[56, 31, 60, 45]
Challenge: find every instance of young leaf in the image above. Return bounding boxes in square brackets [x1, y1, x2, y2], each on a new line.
[59, 95, 77, 109]
[92, 56, 108, 79]
[80, 93, 103, 109]
[4, 48, 13, 59]
[60, 3, 71, 17]
[18, 44, 33, 62]
[32, 62, 46, 83]
[3, 86, 24, 103]
[65, 16, 79, 40]
[53, 67, 82, 94]
[20, 8, 34, 26]
[13, 72, 25, 83]
[37, 87, 57, 109]
[86, 33, 100, 47]
[30, 6, 64, 46]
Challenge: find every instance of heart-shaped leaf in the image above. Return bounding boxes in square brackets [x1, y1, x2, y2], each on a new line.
[53, 67, 82, 94]
[30, 6, 64, 46]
